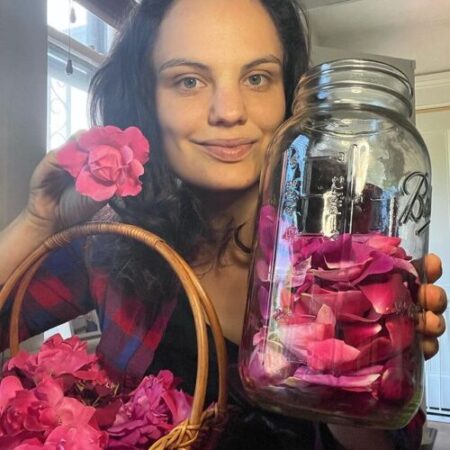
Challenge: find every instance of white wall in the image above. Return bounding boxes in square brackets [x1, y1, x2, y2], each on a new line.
[315, 23, 450, 76]
[0, 1, 47, 228]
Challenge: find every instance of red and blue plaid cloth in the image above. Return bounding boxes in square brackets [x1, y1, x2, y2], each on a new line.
[1, 239, 176, 387]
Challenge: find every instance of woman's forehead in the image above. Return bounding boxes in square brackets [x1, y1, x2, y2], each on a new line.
[152, 0, 283, 69]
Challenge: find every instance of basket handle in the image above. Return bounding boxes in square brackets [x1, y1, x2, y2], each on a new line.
[0, 222, 228, 427]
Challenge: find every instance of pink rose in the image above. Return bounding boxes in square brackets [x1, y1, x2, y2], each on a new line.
[0, 389, 43, 435]
[7, 334, 97, 385]
[0, 376, 24, 415]
[57, 126, 150, 201]
[107, 370, 192, 449]
[34, 378, 96, 430]
[43, 424, 108, 450]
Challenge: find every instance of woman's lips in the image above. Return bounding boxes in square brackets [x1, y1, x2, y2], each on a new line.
[194, 139, 256, 163]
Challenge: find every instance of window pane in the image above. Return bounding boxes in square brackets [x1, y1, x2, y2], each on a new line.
[46, 1, 115, 149]
[47, 46, 94, 148]
[47, 0, 114, 54]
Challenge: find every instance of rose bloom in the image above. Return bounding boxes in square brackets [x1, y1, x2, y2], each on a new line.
[57, 126, 150, 201]
[107, 370, 192, 449]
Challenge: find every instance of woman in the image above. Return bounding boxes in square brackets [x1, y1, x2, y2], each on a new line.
[0, 0, 446, 448]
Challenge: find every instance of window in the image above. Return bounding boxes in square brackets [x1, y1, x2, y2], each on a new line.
[47, 0, 115, 149]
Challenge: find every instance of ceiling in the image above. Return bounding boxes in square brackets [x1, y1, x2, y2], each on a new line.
[305, 0, 450, 74]
[306, 0, 450, 35]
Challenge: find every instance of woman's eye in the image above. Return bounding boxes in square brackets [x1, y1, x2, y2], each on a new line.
[176, 77, 202, 90]
[246, 74, 268, 87]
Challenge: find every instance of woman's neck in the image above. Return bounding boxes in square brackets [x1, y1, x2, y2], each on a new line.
[193, 182, 260, 262]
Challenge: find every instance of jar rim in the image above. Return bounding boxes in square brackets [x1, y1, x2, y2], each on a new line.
[300, 58, 412, 96]
[293, 58, 413, 118]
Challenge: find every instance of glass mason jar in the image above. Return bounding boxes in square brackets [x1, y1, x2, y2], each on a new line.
[239, 59, 431, 429]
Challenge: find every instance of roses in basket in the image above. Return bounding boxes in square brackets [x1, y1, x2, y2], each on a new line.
[0, 334, 193, 450]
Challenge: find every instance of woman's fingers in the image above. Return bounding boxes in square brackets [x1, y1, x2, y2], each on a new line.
[423, 253, 443, 283]
[418, 284, 448, 314]
[421, 337, 439, 360]
[416, 310, 446, 337]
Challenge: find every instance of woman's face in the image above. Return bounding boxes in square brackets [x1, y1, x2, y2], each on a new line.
[152, 0, 285, 192]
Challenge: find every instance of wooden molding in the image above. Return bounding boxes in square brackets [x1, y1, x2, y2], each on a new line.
[76, 0, 137, 28]
[416, 71, 450, 110]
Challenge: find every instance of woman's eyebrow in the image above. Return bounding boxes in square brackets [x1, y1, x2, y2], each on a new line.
[242, 55, 283, 71]
[158, 58, 209, 73]
[158, 55, 282, 74]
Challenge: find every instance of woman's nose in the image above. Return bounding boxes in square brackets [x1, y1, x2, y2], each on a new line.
[208, 84, 247, 127]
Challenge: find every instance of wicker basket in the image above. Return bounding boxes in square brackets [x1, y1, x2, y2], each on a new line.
[0, 222, 229, 450]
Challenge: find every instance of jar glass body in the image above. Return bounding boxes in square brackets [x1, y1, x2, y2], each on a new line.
[239, 60, 431, 429]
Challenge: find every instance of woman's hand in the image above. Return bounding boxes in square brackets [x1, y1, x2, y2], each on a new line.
[0, 135, 105, 283]
[26, 136, 105, 233]
[416, 253, 447, 359]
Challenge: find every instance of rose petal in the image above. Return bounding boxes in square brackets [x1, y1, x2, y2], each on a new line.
[256, 259, 269, 282]
[88, 145, 122, 182]
[311, 264, 366, 283]
[247, 341, 293, 383]
[257, 205, 277, 262]
[119, 145, 134, 165]
[353, 234, 402, 256]
[393, 257, 419, 278]
[124, 126, 150, 164]
[338, 337, 395, 373]
[352, 250, 394, 284]
[0, 376, 24, 414]
[316, 304, 336, 328]
[379, 359, 414, 403]
[278, 322, 334, 360]
[56, 141, 88, 178]
[359, 273, 409, 314]
[343, 322, 383, 347]
[306, 338, 360, 371]
[338, 309, 383, 323]
[75, 166, 117, 201]
[128, 159, 145, 178]
[385, 315, 415, 351]
[299, 287, 372, 317]
[115, 172, 143, 197]
[258, 285, 270, 320]
[289, 365, 381, 392]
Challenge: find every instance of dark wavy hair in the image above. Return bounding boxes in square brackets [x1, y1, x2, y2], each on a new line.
[88, 0, 310, 304]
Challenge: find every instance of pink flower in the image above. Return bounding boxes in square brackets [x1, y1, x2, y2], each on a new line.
[34, 378, 96, 430]
[43, 424, 108, 450]
[1, 334, 191, 449]
[107, 371, 192, 449]
[0, 376, 24, 415]
[0, 390, 42, 435]
[57, 126, 150, 201]
[6, 334, 109, 391]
